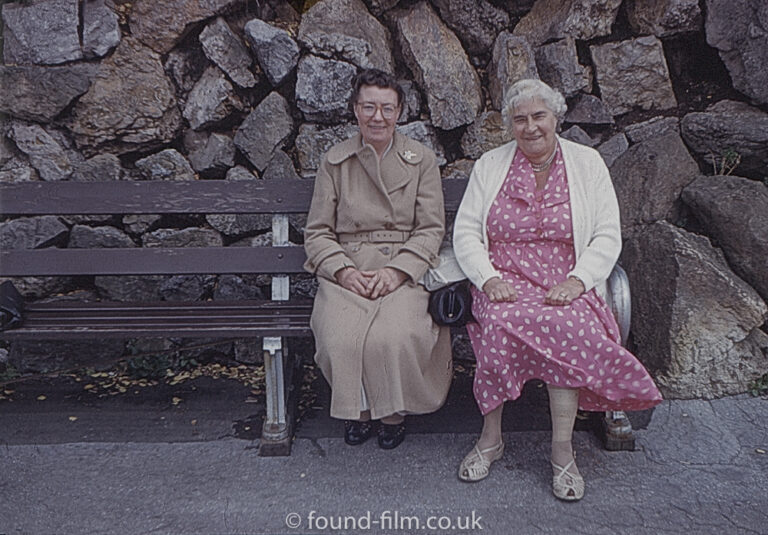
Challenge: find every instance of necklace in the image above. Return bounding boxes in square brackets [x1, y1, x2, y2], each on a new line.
[530, 147, 556, 172]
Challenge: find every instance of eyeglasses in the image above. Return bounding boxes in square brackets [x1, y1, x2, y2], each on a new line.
[356, 102, 399, 119]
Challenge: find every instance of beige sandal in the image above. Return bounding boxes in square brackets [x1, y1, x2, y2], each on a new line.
[458, 441, 504, 482]
[551, 459, 585, 501]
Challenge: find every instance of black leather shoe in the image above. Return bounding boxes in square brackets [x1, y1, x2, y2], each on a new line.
[344, 420, 374, 446]
[377, 421, 406, 450]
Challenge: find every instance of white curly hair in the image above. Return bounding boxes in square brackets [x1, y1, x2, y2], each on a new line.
[501, 79, 567, 129]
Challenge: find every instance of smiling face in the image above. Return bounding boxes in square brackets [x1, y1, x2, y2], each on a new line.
[510, 98, 558, 162]
[354, 85, 401, 154]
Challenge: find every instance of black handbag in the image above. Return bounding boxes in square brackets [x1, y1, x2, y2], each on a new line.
[0, 281, 24, 331]
[428, 280, 473, 327]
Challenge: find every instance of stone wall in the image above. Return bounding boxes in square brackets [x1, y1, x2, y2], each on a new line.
[1, 0, 767, 398]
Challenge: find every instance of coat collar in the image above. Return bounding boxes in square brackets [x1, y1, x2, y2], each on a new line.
[326, 131, 426, 166]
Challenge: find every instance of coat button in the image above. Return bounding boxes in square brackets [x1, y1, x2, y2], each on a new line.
[384, 222, 395, 230]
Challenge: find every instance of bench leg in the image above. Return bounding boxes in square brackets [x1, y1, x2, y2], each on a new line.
[600, 410, 636, 451]
[259, 336, 296, 456]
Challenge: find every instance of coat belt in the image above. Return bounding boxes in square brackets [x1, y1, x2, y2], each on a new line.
[337, 230, 411, 243]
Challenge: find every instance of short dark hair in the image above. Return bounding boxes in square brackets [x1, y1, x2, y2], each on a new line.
[349, 68, 405, 113]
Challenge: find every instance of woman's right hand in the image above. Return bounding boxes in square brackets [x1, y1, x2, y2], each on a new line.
[482, 277, 518, 302]
[335, 266, 373, 297]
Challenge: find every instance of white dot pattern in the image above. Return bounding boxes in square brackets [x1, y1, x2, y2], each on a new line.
[467, 146, 662, 415]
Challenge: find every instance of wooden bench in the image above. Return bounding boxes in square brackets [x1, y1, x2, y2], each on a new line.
[0, 177, 635, 453]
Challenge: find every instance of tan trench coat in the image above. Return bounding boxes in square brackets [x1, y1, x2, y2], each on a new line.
[304, 132, 452, 420]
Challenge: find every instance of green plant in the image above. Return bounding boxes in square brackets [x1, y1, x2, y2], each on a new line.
[708, 148, 741, 176]
[748, 372, 768, 397]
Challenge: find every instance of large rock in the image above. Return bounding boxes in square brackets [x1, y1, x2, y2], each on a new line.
[597, 133, 629, 168]
[142, 228, 223, 248]
[534, 37, 591, 98]
[488, 32, 538, 111]
[183, 66, 245, 131]
[396, 121, 446, 166]
[2, 0, 82, 65]
[705, 0, 768, 106]
[591, 36, 678, 116]
[393, 2, 483, 130]
[680, 100, 768, 179]
[0, 65, 94, 122]
[513, 0, 622, 46]
[8, 123, 73, 181]
[73, 154, 125, 182]
[0, 216, 68, 250]
[200, 17, 256, 89]
[626, 0, 702, 37]
[95, 275, 166, 301]
[164, 46, 208, 93]
[430, 0, 510, 56]
[295, 123, 358, 177]
[298, 0, 395, 72]
[243, 18, 300, 87]
[205, 214, 272, 237]
[234, 92, 294, 172]
[397, 80, 422, 124]
[68, 225, 136, 248]
[625, 116, 680, 144]
[262, 150, 301, 181]
[68, 38, 182, 156]
[561, 125, 598, 147]
[622, 221, 768, 399]
[135, 149, 195, 181]
[563, 94, 613, 125]
[83, 0, 121, 58]
[129, 0, 239, 55]
[295, 56, 356, 124]
[610, 132, 699, 232]
[682, 175, 768, 301]
[188, 133, 236, 179]
[460, 111, 513, 160]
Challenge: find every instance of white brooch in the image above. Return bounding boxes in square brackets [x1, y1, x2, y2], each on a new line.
[402, 150, 416, 161]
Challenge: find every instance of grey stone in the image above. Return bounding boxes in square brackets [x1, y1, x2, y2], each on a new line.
[68, 38, 182, 156]
[564, 94, 614, 125]
[226, 166, 258, 181]
[610, 132, 700, 232]
[129, 0, 240, 55]
[682, 175, 768, 301]
[442, 159, 474, 180]
[680, 100, 768, 179]
[262, 150, 301, 181]
[0, 135, 16, 168]
[298, 0, 395, 72]
[2, 0, 82, 65]
[622, 221, 768, 399]
[0, 216, 68, 250]
[295, 123, 358, 177]
[83, 0, 121, 58]
[68, 225, 136, 248]
[233, 339, 265, 365]
[361, 0, 400, 15]
[0, 161, 38, 183]
[396, 121, 446, 167]
[164, 46, 208, 93]
[73, 154, 124, 182]
[183, 66, 245, 131]
[426, 0, 509, 57]
[460, 111, 512, 160]
[205, 214, 272, 238]
[214, 275, 266, 300]
[626, 0, 702, 37]
[95, 275, 166, 301]
[393, 2, 483, 130]
[0, 65, 93, 123]
[8, 123, 72, 181]
[135, 149, 195, 181]
[8, 339, 124, 374]
[60, 214, 115, 227]
[243, 18, 300, 87]
[200, 17, 256, 89]
[705, 0, 768, 106]
[591, 36, 678, 116]
[597, 133, 628, 168]
[295, 56, 356, 124]
[143, 228, 224, 248]
[159, 275, 216, 302]
[625, 116, 680, 144]
[513, 0, 622, 46]
[234, 92, 294, 172]
[122, 214, 162, 235]
[560, 125, 598, 147]
[188, 133, 236, 179]
[0, 276, 71, 300]
[397, 80, 422, 124]
[488, 32, 538, 111]
[534, 37, 591, 98]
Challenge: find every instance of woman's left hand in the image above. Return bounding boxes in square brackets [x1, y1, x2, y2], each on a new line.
[363, 267, 409, 299]
[544, 277, 585, 306]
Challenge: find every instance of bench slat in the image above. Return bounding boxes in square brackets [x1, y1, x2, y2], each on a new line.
[0, 246, 309, 276]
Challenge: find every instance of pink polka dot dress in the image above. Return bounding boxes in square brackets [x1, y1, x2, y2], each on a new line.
[467, 145, 662, 415]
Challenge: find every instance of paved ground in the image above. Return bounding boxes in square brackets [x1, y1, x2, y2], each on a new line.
[1, 370, 766, 535]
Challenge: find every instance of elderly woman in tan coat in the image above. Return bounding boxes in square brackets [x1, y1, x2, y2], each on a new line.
[304, 69, 452, 450]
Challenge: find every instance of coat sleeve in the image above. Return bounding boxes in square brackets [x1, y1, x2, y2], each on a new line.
[303, 156, 356, 281]
[567, 156, 622, 291]
[386, 150, 445, 282]
[453, 156, 502, 290]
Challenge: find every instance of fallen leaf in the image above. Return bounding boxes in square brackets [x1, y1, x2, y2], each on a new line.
[68, 416, 78, 422]
[37, 395, 46, 401]
[172, 397, 182, 406]
[756, 448, 766, 454]
[84, 384, 95, 390]
[190, 419, 197, 426]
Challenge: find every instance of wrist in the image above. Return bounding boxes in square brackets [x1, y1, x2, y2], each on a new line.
[568, 275, 585, 292]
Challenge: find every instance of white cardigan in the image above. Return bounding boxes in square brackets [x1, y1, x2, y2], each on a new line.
[453, 136, 621, 301]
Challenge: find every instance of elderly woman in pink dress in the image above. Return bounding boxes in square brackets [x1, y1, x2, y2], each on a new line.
[453, 79, 662, 500]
